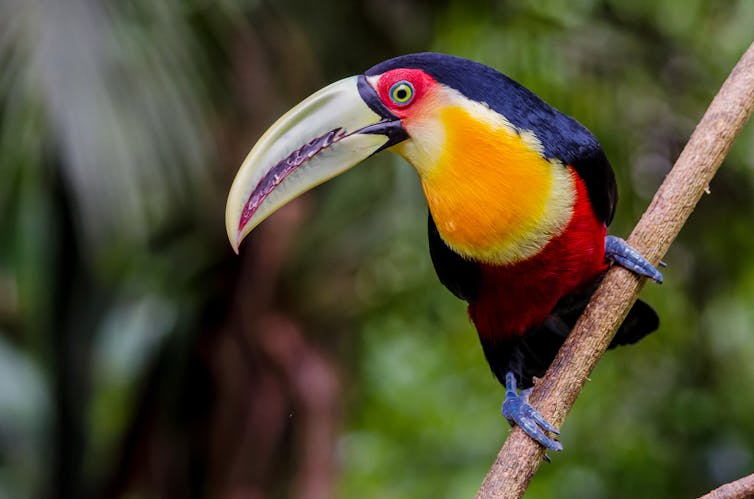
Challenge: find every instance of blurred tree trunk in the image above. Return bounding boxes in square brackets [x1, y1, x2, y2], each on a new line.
[100, 201, 342, 499]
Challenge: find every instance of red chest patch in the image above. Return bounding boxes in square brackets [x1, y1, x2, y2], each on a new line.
[468, 173, 608, 341]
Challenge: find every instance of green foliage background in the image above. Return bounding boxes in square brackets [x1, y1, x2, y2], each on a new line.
[1, 0, 753, 498]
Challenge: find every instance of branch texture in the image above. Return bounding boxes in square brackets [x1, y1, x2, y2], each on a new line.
[698, 472, 754, 499]
[477, 41, 754, 499]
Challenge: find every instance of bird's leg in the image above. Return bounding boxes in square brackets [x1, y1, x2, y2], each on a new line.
[502, 372, 563, 452]
[605, 235, 664, 283]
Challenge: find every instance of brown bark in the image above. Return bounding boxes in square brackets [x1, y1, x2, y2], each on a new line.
[698, 472, 754, 499]
[477, 41, 754, 498]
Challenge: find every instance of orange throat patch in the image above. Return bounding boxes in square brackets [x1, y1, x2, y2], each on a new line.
[395, 101, 575, 265]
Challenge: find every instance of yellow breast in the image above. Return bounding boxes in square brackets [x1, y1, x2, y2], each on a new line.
[394, 100, 575, 265]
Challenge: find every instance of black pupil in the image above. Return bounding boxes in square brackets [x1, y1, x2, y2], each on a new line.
[396, 87, 408, 100]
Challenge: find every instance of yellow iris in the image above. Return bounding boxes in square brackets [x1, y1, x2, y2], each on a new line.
[389, 81, 414, 105]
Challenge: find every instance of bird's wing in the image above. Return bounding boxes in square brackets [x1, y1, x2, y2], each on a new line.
[427, 212, 482, 302]
[569, 146, 618, 226]
[542, 281, 659, 348]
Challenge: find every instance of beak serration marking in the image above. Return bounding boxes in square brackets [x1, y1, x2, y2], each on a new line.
[239, 128, 347, 231]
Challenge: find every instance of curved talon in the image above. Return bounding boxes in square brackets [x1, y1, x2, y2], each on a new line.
[502, 373, 563, 452]
[605, 235, 664, 284]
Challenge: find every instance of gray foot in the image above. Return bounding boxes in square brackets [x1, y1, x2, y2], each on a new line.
[605, 235, 663, 283]
[501, 372, 562, 452]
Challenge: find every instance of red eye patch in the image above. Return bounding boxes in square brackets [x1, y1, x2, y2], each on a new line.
[375, 68, 437, 116]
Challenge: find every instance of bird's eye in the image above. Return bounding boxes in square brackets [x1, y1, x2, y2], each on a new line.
[389, 80, 415, 106]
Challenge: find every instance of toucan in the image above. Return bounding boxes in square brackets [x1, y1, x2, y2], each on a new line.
[225, 53, 662, 452]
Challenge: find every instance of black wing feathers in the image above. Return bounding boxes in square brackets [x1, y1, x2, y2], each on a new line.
[570, 147, 618, 226]
[427, 213, 482, 302]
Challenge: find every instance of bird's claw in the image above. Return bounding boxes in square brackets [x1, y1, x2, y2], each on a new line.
[605, 235, 664, 284]
[502, 373, 563, 452]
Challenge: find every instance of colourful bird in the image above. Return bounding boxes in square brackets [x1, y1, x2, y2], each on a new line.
[225, 53, 662, 452]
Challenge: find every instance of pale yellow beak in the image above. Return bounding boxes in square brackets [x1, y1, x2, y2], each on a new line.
[225, 75, 405, 253]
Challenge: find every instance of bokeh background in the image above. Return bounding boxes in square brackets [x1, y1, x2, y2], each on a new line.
[1, 0, 754, 498]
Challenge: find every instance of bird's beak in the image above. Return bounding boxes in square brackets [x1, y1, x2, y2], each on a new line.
[225, 75, 407, 253]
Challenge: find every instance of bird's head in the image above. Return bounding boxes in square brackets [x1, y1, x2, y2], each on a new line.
[226, 53, 578, 263]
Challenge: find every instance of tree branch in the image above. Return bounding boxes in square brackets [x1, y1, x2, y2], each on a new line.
[698, 473, 754, 499]
[477, 41, 754, 498]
